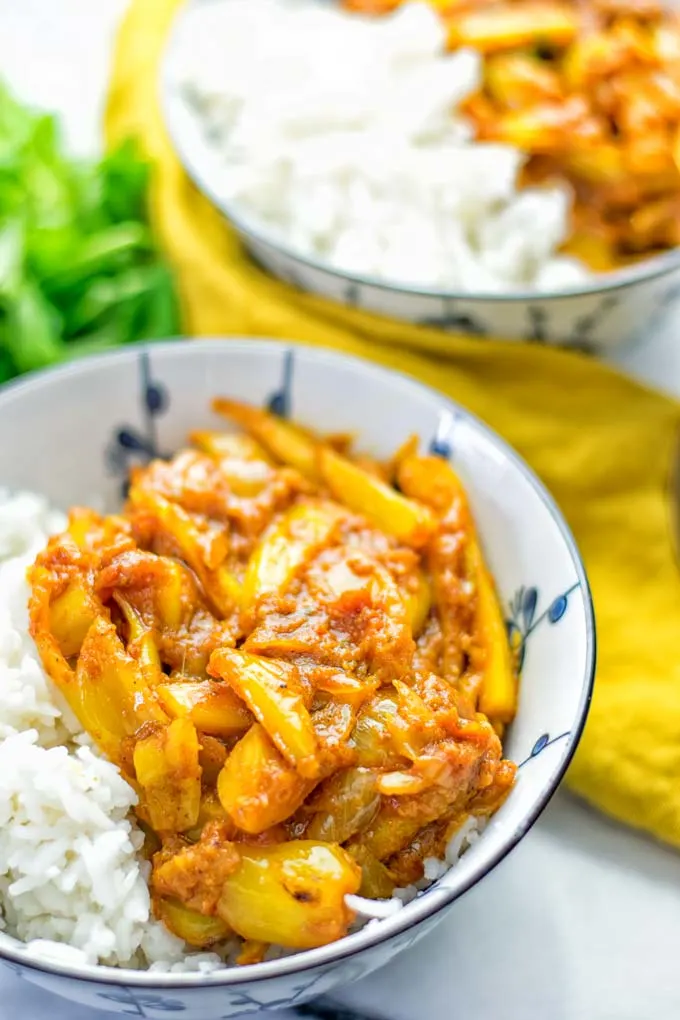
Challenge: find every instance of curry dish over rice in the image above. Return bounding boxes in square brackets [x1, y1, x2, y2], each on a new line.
[347, 0, 680, 269]
[28, 400, 518, 962]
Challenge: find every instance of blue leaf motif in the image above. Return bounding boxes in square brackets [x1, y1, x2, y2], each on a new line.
[106, 352, 169, 492]
[98, 990, 145, 1017]
[145, 383, 167, 415]
[429, 411, 457, 459]
[136, 997, 186, 1012]
[516, 640, 527, 673]
[507, 581, 580, 735]
[506, 619, 521, 643]
[521, 587, 538, 632]
[97, 990, 186, 1015]
[568, 294, 619, 347]
[268, 392, 286, 416]
[429, 435, 452, 458]
[266, 349, 294, 419]
[116, 428, 149, 452]
[140, 351, 169, 419]
[548, 593, 568, 623]
[509, 589, 523, 623]
[526, 305, 548, 343]
[531, 733, 550, 757]
[420, 298, 487, 335]
[519, 730, 571, 767]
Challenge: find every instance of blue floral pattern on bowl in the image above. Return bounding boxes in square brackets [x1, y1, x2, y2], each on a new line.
[106, 351, 170, 496]
[98, 988, 187, 1015]
[507, 582, 580, 672]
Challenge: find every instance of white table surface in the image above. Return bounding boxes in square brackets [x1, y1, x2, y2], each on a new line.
[1, 3, 679, 1018]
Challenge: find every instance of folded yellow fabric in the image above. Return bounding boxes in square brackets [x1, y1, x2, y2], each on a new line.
[106, 0, 680, 847]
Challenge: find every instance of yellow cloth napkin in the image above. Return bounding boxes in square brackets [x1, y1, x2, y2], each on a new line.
[106, 0, 680, 847]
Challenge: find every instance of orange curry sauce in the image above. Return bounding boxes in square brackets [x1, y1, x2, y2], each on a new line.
[28, 399, 517, 960]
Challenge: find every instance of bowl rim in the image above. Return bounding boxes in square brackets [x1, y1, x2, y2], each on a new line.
[161, 2, 680, 305]
[0, 338, 596, 989]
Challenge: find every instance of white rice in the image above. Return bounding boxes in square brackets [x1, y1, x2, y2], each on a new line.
[172, 0, 590, 293]
[0, 490, 478, 970]
[0, 491, 201, 970]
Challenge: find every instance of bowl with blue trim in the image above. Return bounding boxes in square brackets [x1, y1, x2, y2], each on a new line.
[160, 2, 680, 356]
[0, 339, 595, 1019]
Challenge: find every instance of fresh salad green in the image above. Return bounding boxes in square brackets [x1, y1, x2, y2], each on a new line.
[0, 83, 180, 383]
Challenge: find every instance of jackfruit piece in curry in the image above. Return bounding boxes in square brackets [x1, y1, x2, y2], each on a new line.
[28, 399, 518, 960]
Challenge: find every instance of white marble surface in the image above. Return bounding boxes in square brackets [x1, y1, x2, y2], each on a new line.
[0, 2, 679, 1018]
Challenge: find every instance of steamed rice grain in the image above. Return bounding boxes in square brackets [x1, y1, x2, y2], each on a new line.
[0, 492, 196, 969]
[172, 0, 590, 293]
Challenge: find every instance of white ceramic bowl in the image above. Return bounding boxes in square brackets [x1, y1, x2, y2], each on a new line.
[161, 3, 680, 355]
[0, 340, 595, 1019]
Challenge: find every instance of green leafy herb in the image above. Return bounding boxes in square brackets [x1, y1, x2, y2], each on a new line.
[0, 83, 180, 382]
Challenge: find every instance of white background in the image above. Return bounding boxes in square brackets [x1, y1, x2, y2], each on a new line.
[0, 3, 679, 1018]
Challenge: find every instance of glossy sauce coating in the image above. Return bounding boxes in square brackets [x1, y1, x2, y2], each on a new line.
[28, 401, 517, 958]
